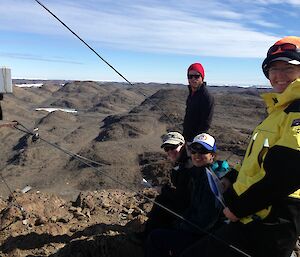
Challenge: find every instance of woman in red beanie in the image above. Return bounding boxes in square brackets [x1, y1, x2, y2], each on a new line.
[180, 36, 300, 257]
[183, 63, 214, 144]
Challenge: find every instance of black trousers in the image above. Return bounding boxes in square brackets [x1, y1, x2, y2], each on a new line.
[145, 228, 200, 257]
[144, 185, 186, 236]
[180, 219, 297, 257]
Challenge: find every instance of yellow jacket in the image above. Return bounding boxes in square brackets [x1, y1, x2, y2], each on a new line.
[232, 79, 300, 224]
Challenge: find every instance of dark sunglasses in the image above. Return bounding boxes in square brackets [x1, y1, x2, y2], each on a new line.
[190, 147, 211, 155]
[164, 145, 179, 152]
[188, 74, 201, 79]
[267, 43, 300, 56]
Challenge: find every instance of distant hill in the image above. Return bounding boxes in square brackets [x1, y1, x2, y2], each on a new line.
[0, 80, 268, 200]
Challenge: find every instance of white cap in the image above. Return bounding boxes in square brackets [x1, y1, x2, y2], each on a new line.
[191, 133, 216, 152]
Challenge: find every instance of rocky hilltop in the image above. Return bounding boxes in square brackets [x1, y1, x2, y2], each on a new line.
[1, 80, 298, 256]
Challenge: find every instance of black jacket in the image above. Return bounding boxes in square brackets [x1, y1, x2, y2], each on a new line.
[183, 85, 214, 142]
[177, 165, 223, 235]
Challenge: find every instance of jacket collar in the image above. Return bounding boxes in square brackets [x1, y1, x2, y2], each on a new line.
[261, 78, 300, 114]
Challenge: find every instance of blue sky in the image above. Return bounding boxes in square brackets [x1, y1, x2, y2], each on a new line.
[1, 0, 299, 86]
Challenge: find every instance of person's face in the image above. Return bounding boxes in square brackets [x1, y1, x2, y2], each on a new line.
[268, 61, 300, 93]
[163, 144, 183, 163]
[188, 70, 203, 93]
[191, 147, 215, 167]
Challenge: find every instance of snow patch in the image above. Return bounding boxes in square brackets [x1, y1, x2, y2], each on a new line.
[15, 83, 43, 88]
[35, 108, 77, 113]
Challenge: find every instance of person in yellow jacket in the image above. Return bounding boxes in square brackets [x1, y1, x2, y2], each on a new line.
[180, 36, 300, 257]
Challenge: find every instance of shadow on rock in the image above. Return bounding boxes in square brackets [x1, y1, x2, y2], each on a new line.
[49, 232, 144, 257]
[1, 222, 144, 257]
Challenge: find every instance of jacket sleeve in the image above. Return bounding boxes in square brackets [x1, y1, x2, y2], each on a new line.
[226, 145, 300, 218]
[225, 110, 300, 218]
[198, 91, 214, 132]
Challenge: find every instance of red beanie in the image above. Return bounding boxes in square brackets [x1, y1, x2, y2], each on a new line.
[187, 63, 205, 80]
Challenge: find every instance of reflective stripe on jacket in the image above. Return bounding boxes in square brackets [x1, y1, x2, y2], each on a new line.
[233, 79, 300, 224]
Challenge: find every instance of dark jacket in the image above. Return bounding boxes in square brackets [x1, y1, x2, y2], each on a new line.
[183, 85, 214, 142]
[162, 162, 193, 212]
[144, 155, 193, 234]
[178, 165, 223, 235]
[161, 149, 193, 215]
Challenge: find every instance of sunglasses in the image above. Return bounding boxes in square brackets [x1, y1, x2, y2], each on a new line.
[267, 43, 300, 56]
[268, 66, 298, 75]
[190, 147, 211, 155]
[188, 74, 201, 79]
[164, 145, 180, 152]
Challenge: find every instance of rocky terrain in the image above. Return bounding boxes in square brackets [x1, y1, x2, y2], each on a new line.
[0, 188, 156, 257]
[0, 80, 298, 256]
